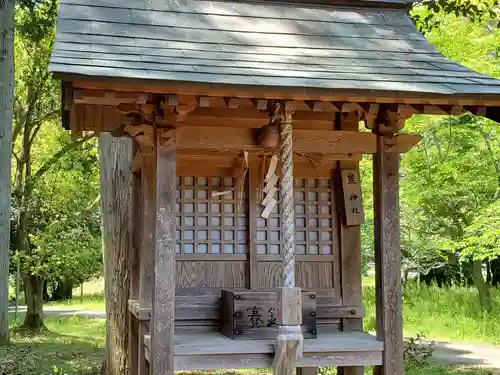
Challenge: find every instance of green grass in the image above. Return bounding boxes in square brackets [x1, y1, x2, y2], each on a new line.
[363, 281, 500, 345]
[1, 316, 105, 375]
[45, 294, 105, 312]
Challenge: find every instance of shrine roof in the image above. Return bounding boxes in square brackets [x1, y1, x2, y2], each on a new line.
[49, 0, 500, 102]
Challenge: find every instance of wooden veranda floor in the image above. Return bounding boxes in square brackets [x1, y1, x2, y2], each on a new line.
[144, 331, 383, 370]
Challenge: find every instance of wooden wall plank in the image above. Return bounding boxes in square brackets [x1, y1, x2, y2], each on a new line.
[257, 262, 334, 289]
[296, 262, 334, 289]
[150, 136, 176, 375]
[176, 261, 247, 288]
[373, 135, 404, 375]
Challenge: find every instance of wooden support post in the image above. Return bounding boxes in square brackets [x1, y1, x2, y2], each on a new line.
[129, 141, 142, 375]
[373, 134, 404, 375]
[150, 129, 176, 375]
[98, 134, 133, 375]
[248, 159, 259, 289]
[336, 112, 364, 375]
[138, 152, 156, 375]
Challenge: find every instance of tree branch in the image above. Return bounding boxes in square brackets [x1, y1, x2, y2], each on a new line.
[26, 133, 95, 197]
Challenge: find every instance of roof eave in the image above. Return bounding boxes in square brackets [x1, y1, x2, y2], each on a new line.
[52, 72, 500, 109]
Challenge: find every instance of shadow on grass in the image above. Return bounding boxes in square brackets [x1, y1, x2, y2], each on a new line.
[1, 316, 105, 375]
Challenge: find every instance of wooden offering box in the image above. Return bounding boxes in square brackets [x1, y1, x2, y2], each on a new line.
[220, 289, 317, 340]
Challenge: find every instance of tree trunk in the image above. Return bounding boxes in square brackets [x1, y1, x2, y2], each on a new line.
[23, 275, 45, 330]
[51, 279, 74, 301]
[0, 0, 15, 346]
[491, 257, 500, 287]
[471, 260, 492, 311]
[99, 133, 132, 375]
[43, 280, 50, 302]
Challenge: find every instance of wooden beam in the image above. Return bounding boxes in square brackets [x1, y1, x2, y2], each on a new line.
[306, 101, 340, 112]
[336, 102, 364, 113]
[466, 106, 487, 117]
[394, 133, 422, 153]
[160, 107, 270, 128]
[373, 135, 404, 375]
[151, 131, 176, 375]
[73, 89, 145, 105]
[174, 127, 420, 154]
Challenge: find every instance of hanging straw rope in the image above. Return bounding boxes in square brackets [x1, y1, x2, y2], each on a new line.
[271, 103, 303, 375]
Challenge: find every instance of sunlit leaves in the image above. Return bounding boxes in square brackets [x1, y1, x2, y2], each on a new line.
[411, 0, 499, 34]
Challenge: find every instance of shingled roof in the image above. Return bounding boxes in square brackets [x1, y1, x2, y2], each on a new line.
[49, 0, 500, 99]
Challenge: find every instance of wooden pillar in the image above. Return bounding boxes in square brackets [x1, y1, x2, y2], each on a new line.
[248, 159, 259, 289]
[373, 134, 404, 375]
[98, 134, 133, 375]
[138, 152, 155, 375]
[129, 145, 142, 375]
[337, 112, 363, 375]
[150, 129, 176, 375]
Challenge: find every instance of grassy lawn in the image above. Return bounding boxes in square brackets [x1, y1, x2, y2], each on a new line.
[1, 316, 105, 375]
[2, 279, 499, 374]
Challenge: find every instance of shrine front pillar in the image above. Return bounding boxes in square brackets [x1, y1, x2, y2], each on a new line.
[373, 120, 404, 375]
[151, 128, 177, 375]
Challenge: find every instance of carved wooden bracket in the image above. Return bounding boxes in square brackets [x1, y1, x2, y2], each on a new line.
[159, 128, 176, 148]
[124, 125, 155, 154]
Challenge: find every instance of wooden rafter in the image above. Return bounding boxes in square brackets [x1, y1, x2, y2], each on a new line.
[70, 89, 494, 121]
[70, 79, 500, 107]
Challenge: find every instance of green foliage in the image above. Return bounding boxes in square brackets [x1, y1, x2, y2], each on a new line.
[364, 281, 500, 344]
[386, 14, 500, 277]
[26, 145, 102, 286]
[10, 0, 102, 314]
[457, 200, 500, 260]
[404, 334, 435, 365]
[411, 0, 500, 34]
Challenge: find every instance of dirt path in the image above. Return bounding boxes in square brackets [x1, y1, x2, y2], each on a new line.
[432, 341, 500, 369]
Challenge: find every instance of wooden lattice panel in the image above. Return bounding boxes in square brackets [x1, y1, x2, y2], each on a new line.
[256, 178, 334, 255]
[294, 178, 334, 255]
[176, 176, 248, 255]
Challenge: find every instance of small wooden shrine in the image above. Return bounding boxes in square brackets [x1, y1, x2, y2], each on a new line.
[49, 0, 500, 374]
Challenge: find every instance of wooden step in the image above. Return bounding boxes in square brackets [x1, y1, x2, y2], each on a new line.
[143, 331, 383, 370]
